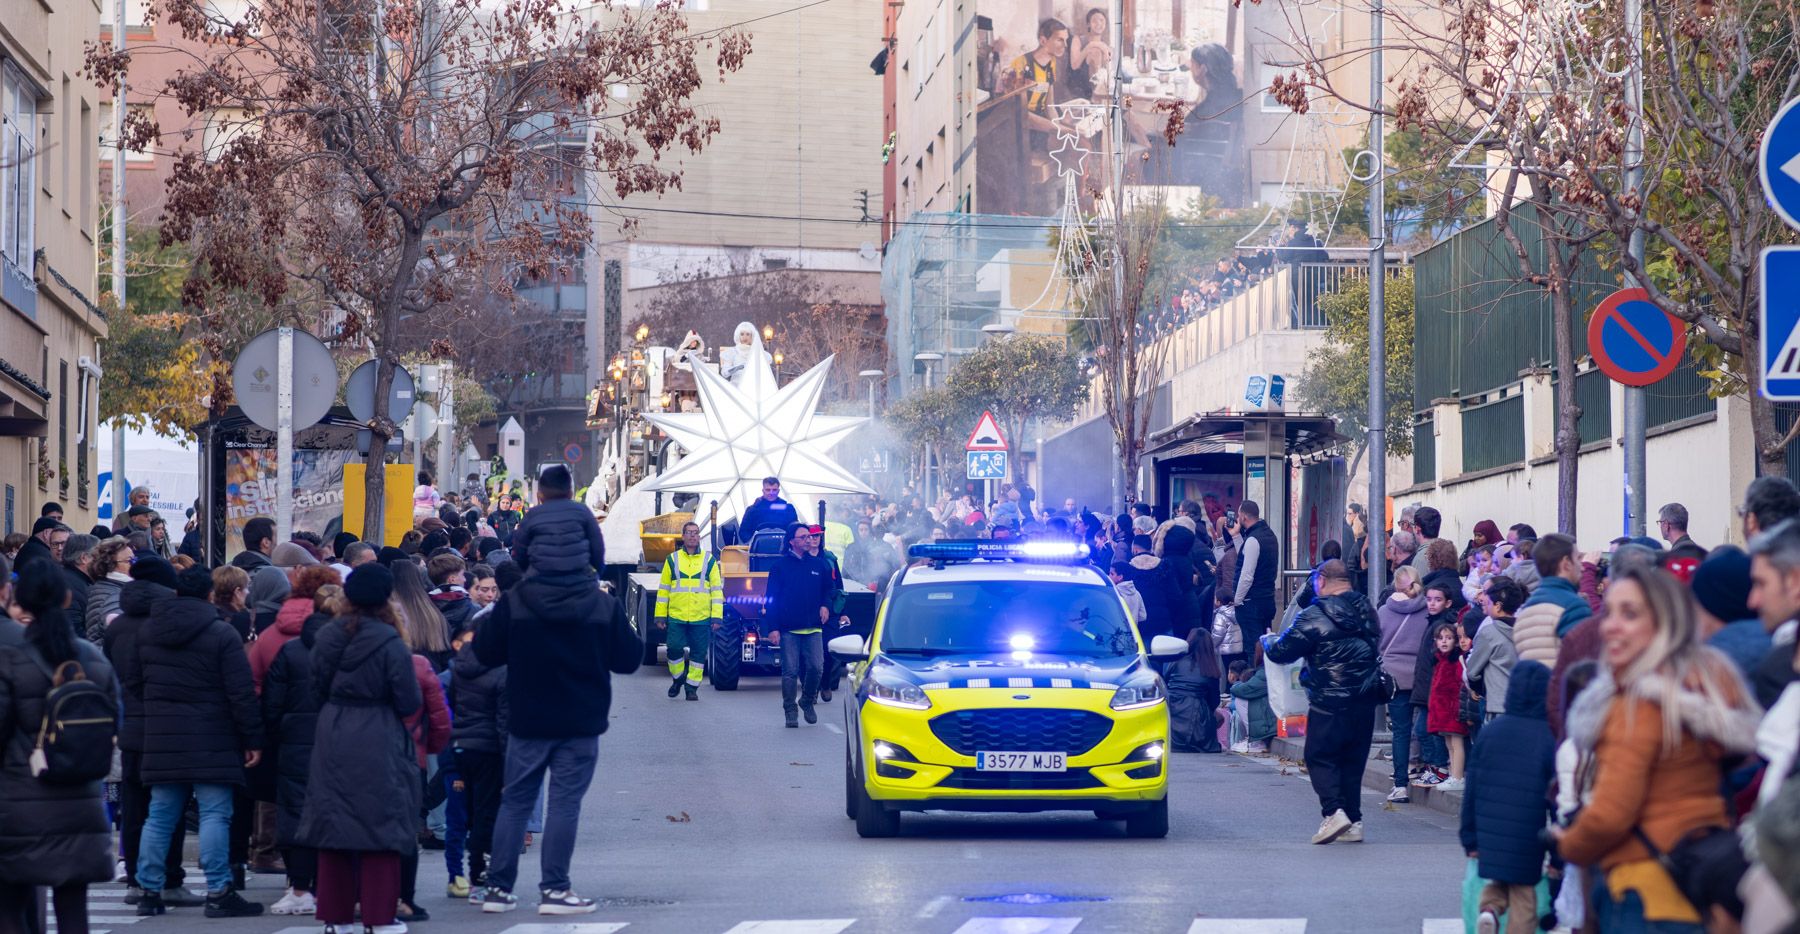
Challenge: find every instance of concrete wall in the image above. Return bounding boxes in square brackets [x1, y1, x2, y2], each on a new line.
[1388, 389, 1752, 553]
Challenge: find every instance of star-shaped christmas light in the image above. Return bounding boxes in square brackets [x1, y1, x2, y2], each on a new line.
[644, 349, 872, 529]
[1049, 133, 1091, 177]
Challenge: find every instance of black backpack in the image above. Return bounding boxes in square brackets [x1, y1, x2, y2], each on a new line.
[27, 652, 117, 784]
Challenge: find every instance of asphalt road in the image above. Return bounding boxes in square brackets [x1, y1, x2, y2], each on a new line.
[87, 665, 1468, 934]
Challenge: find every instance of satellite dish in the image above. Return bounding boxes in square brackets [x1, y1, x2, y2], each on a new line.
[230, 328, 337, 433]
[345, 359, 416, 424]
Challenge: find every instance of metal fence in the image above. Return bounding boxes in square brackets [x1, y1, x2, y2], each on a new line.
[1462, 394, 1526, 473]
[1413, 415, 1436, 485]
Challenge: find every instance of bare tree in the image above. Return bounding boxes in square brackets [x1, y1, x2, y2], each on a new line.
[1552, 0, 1800, 474]
[1083, 185, 1174, 507]
[88, 0, 749, 537]
[1277, 0, 1612, 533]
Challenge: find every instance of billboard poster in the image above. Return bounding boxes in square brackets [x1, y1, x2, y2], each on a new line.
[223, 445, 358, 559]
[975, 0, 1245, 215]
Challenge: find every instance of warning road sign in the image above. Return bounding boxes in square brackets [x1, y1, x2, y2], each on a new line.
[1587, 288, 1687, 388]
[965, 410, 1008, 451]
[1761, 247, 1800, 400]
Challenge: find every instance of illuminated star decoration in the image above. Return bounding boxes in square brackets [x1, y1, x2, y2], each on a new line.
[644, 347, 873, 530]
[1049, 134, 1090, 176]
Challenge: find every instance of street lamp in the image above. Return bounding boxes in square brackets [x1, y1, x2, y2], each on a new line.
[858, 369, 884, 420]
[913, 351, 944, 389]
[981, 322, 1016, 338]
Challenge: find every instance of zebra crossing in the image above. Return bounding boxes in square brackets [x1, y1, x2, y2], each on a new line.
[42, 882, 145, 934]
[255, 919, 1466, 933]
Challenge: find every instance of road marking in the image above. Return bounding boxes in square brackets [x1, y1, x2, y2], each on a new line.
[721, 922, 856, 934]
[1186, 923, 1306, 933]
[1420, 921, 1462, 934]
[496, 925, 632, 934]
[953, 920, 1082, 934]
[917, 895, 953, 918]
[824, 722, 843, 734]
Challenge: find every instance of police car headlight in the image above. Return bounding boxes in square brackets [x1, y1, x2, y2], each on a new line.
[867, 669, 932, 710]
[1109, 670, 1166, 710]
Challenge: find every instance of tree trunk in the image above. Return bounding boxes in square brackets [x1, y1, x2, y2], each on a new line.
[1549, 252, 1582, 536]
[1745, 325, 1791, 479]
[360, 232, 425, 542]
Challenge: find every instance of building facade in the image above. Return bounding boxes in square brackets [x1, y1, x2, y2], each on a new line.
[1, 0, 109, 535]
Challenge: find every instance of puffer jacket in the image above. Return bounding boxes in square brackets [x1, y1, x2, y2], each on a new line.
[263, 611, 328, 846]
[84, 574, 127, 641]
[296, 614, 421, 855]
[404, 654, 451, 771]
[1128, 553, 1175, 639]
[0, 637, 120, 886]
[133, 594, 263, 785]
[1514, 576, 1590, 664]
[1458, 660, 1556, 885]
[102, 579, 172, 752]
[1210, 603, 1243, 656]
[1264, 590, 1382, 710]
[250, 596, 314, 694]
[448, 642, 508, 753]
[1376, 592, 1430, 691]
[510, 498, 605, 577]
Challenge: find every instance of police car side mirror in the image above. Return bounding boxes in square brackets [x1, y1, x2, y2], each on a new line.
[828, 635, 870, 660]
[1147, 635, 1188, 661]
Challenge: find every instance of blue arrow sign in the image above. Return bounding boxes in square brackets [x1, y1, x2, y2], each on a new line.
[1761, 97, 1800, 231]
[1762, 247, 1800, 400]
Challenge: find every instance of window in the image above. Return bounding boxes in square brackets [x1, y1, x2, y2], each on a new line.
[2, 63, 38, 270]
[98, 103, 156, 164]
[99, 0, 152, 28]
[203, 107, 256, 161]
[57, 360, 68, 497]
[59, 78, 70, 204]
[80, 102, 93, 234]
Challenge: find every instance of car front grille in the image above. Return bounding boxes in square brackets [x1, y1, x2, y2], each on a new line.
[935, 767, 1102, 790]
[928, 708, 1113, 757]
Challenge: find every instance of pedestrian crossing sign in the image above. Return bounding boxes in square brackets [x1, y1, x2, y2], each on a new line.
[1762, 246, 1800, 400]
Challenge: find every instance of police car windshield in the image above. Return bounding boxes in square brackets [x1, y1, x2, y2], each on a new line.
[882, 580, 1137, 658]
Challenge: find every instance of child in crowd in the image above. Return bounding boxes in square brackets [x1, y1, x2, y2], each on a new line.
[1424, 619, 1469, 792]
[1459, 660, 1556, 934]
[1167, 627, 1222, 753]
[1226, 657, 1276, 754]
[1549, 660, 1600, 931]
[447, 623, 508, 899]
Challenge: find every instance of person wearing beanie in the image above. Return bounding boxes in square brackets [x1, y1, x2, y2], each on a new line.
[127, 567, 264, 918]
[1693, 545, 1770, 676]
[508, 465, 604, 578]
[16, 516, 69, 569]
[101, 554, 203, 908]
[376, 546, 409, 568]
[271, 541, 320, 569]
[297, 560, 419, 934]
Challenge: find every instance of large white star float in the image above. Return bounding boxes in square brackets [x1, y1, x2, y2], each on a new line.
[643, 342, 872, 530]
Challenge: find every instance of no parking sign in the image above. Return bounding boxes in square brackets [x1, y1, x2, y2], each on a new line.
[1586, 288, 1687, 387]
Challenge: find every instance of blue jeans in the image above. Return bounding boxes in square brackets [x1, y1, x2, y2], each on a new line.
[443, 772, 467, 879]
[486, 735, 598, 894]
[1414, 709, 1447, 767]
[138, 783, 234, 894]
[1592, 877, 1705, 933]
[1386, 688, 1415, 789]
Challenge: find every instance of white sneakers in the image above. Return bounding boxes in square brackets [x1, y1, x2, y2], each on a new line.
[1311, 808, 1353, 844]
[1339, 821, 1364, 843]
[271, 888, 316, 915]
[1387, 785, 1411, 804]
[1438, 777, 1467, 793]
[1476, 909, 1499, 934]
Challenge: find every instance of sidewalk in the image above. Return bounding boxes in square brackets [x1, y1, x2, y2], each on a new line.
[1265, 730, 1465, 818]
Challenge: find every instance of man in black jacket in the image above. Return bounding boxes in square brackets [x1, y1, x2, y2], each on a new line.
[764, 523, 834, 727]
[737, 477, 797, 545]
[1264, 559, 1381, 846]
[473, 551, 641, 915]
[1229, 500, 1280, 649]
[449, 626, 507, 890]
[124, 566, 264, 918]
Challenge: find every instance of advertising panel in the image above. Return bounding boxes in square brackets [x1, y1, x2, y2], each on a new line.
[223, 445, 358, 559]
[974, 0, 1245, 215]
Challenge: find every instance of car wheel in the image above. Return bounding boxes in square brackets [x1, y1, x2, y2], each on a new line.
[710, 616, 741, 691]
[852, 762, 900, 838]
[844, 750, 858, 820]
[1124, 797, 1169, 839]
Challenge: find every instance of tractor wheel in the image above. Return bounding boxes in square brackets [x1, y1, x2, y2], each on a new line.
[710, 616, 742, 691]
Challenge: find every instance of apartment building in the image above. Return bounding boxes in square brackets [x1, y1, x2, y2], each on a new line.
[1, 0, 110, 535]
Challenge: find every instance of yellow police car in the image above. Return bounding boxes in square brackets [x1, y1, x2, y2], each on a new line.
[830, 541, 1187, 838]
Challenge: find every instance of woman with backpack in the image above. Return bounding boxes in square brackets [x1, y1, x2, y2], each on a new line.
[0, 560, 121, 934]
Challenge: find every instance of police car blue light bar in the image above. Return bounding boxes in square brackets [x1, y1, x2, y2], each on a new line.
[907, 540, 1091, 562]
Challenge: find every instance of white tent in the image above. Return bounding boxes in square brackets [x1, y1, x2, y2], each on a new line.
[94, 423, 200, 523]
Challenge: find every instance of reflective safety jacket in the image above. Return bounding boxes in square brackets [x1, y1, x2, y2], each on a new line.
[655, 548, 724, 623]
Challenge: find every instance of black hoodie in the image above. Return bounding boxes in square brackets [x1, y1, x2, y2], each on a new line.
[448, 642, 508, 753]
[135, 594, 263, 784]
[474, 574, 641, 738]
[102, 578, 173, 752]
